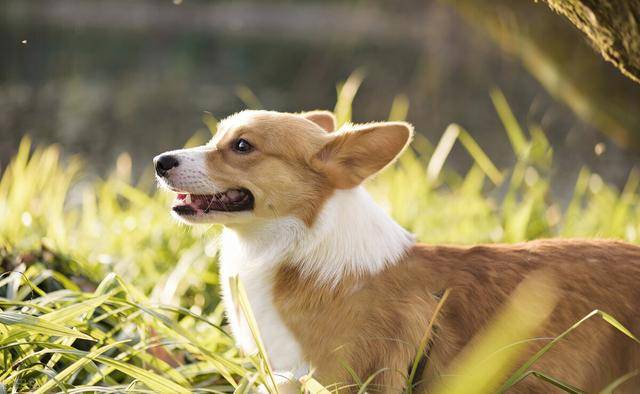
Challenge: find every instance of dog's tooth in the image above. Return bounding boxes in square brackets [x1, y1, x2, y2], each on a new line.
[185, 194, 192, 204]
[227, 190, 240, 200]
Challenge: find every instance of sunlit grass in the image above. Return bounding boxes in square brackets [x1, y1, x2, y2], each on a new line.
[1, 75, 640, 392]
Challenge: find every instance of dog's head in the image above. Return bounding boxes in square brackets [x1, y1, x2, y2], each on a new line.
[155, 110, 412, 226]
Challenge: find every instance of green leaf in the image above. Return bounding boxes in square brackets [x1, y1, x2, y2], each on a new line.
[92, 355, 191, 394]
[599, 370, 640, 394]
[407, 289, 451, 393]
[500, 310, 640, 392]
[0, 311, 94, 342]
[334, 70, 364, 127]
[42, 294, 111, 324]
[34, 341, 126, 393]
[229, 276, 279, 393]
[524, 370, 586, 393]
[458, 128, 504, 186]
[490, 88, 528, 158]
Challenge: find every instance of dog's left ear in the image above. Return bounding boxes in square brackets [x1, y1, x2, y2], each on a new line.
[302, 110, 336, 133]
[312, 122, 413, 189]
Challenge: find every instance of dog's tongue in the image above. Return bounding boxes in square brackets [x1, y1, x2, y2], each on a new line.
[175, 192, 243, 210]
[192, 194, 216, 209]
[173, 190, 253, 213]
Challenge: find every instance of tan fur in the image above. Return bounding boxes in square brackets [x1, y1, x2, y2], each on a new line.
[202, 111, 412, 225]
[164, 110, 640, 393]
[205, 111, 333, 226]
[311, 122, 413, 189]
[274, 240, 640, 393]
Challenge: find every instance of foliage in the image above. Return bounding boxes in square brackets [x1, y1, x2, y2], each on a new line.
[1, 78, 640, 392]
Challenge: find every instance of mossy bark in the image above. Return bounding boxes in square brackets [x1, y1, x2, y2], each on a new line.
[543, 0, 640, 84]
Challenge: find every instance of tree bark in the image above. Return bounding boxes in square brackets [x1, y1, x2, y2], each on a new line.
[542, 0, 640, 84]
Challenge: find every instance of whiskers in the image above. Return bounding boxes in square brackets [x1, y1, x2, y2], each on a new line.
[265, 195, 280, 219]
[204, 195, 218, 212]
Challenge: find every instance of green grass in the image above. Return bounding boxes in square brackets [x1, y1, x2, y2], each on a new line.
[1, 76, 640, 392]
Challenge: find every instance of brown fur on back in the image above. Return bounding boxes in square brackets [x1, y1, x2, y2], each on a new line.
[273, 239, 640, 393]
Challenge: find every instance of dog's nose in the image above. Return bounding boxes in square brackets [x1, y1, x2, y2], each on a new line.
[154, 155, 179, 177]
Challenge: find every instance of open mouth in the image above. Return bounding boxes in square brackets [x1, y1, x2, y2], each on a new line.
[172, 188, 254, 215]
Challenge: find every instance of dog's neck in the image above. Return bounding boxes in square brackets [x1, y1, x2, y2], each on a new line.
[220, 186, 415, 286]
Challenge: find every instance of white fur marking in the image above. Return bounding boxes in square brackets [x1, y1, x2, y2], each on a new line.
[220, 219, 305, 371]
[292, 187, 415, 285]
[219, 186, 415, 373]
[157, 147, 220, 195]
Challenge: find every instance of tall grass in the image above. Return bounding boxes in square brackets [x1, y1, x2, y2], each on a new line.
[1, 77, 639, 392]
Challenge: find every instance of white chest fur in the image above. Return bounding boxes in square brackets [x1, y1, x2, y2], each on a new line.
[220, 241, 305, 372]
[218, 187, 415, 375]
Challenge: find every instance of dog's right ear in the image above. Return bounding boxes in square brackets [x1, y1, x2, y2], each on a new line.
[312, 122, 413, 189]
[302, 110, 336, 133]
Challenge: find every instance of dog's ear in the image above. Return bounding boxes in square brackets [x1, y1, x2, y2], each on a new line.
[312, 122, 413, 189]
[302, 110, 336, 133]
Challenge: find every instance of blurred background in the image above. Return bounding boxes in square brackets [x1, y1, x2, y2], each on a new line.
[3, 0, 639, 203]
[2, 2, 640, 390]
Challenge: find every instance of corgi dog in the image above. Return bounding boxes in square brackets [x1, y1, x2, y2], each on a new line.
[155, 110, 640, 393]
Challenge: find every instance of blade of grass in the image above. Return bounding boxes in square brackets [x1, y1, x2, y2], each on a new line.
[94, 274, 242, 382]
[229, 275, 279, 394]
[499, 310, 640, 391]
[599, 370, 640, 394]
[299, 375, 331, 394]
[35, 341, 127, 393]
[490, 89, 528, 158]
[388, 94, 409, 122]
[407, 289, 451, 393]
[42, 294, 111, 325]
[432, 271, 560, 394]
[202, 111, 219, 135]
[427, 124, 460, 183]
[357, 368, 388, 394]
[235, 86, 262, 110]
[93, 354, 191, 394]
[334, 70, 364, 127]
[0, 312, 94, 342]
[457, 128, 504, 186]
[515, 370, 586, 393]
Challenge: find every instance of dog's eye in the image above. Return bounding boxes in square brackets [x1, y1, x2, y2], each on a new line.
[233, 138, 253, 153]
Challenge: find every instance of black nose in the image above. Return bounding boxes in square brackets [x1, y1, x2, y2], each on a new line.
[155, 155, 179, 177]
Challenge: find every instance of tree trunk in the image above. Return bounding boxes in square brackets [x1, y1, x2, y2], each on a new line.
[543, 0, 640, 84]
